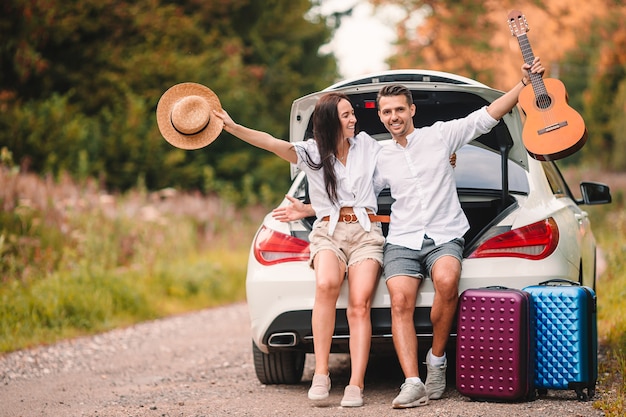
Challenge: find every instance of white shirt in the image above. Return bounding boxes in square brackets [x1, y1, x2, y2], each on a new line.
[294, 132, 381, 235]
[374, 106, 499, 250]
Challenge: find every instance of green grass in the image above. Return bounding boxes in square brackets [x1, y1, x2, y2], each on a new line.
[559, 165, 626, 415]
[0, 168, 263, 352]
[0, 245, 253, 352]
[588, 205, 626, 416]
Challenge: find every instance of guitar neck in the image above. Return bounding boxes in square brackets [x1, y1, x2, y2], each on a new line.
[516, 34, 546, 94]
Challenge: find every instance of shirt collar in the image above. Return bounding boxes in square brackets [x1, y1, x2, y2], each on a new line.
[391, 128, 418, 148]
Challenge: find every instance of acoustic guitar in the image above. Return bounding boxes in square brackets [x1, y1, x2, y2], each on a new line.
[507, 10, 587, 161]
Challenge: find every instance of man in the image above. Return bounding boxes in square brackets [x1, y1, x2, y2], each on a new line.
[373, 57, 544, 409]
[272, 58, 545, 409]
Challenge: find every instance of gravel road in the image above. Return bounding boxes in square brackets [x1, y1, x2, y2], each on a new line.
[0, 302, 606, 416]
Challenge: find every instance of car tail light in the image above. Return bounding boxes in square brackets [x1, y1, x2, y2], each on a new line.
[468, 218, 559, 260]
[253, 226, 310, 265]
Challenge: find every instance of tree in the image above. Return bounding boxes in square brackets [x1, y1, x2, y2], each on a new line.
[370, 0, 612, 90]
[0, 0, 338, 204]
[569, 11, 626, 170]
[370, 0, 625, 168]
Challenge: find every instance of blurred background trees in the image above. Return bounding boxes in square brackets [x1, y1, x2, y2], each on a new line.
[372, 0, 626, 170]
[2, 0, 626, 205]
[0, 0, 338, 205]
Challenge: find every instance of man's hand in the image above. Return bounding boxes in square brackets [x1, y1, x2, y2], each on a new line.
[450, 153, 457, 168]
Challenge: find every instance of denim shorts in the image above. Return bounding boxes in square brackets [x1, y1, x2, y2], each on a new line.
[308, 220, 385, 269]
[383, 236, 465, 281]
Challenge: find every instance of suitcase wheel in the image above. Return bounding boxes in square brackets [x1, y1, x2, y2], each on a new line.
[575, 388, 588, 402]
[588, 386, 596, 400]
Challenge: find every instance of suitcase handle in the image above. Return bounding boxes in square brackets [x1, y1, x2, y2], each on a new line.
[538, 278, 580, 286]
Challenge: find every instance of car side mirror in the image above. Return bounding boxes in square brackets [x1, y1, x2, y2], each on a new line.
[577, 182, 611, 205]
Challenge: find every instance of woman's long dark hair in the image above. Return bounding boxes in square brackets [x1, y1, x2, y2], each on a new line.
[301, 92, 351, 206]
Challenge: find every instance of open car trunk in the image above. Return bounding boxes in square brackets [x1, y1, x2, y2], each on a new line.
[295, 177, 521, 258]
[288, 82, 531, 256]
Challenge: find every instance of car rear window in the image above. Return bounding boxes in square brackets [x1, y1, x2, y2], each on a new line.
[305, 91, 493, 140]
[454, 145, 529, 194]
[301, 90, 529, 195]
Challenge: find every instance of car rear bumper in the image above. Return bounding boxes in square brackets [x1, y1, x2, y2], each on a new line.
[246, 238, 579, 354]
[259, 307, 442, 354]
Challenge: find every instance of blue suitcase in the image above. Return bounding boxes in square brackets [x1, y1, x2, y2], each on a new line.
[523, 279, 597, 401]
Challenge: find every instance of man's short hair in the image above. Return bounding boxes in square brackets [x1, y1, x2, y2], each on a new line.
[377, 84, 414, 108]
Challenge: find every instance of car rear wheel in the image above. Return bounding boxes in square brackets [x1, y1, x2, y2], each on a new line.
[252, 341, 305, 384]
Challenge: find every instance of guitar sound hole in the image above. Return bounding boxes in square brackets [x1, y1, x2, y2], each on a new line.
[535, 94, 552, 110]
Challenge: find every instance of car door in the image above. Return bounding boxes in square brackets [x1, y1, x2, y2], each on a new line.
[541, 161, 596, 287]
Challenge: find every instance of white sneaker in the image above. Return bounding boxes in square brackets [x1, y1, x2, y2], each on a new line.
[425, 348, 447, 400]
[391, 381, 428, 408]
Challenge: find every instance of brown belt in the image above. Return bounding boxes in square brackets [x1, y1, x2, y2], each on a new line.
[320, 213, 390, 223]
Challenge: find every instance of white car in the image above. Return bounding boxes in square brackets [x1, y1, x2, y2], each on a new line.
[245, 70, 611, 384]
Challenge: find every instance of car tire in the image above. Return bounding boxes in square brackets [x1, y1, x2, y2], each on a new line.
[252, 341, 305, 385]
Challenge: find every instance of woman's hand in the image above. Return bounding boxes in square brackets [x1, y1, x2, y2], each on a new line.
[272, 195, 315, 222]
[212, 109, 236, 133]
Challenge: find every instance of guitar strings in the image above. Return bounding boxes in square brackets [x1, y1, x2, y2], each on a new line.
[519, 38, 555, 128]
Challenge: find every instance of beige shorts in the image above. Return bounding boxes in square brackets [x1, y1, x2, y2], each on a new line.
[308, 220, 385, 269]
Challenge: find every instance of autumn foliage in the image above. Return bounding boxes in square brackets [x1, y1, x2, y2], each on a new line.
[372, 0, 626, 169]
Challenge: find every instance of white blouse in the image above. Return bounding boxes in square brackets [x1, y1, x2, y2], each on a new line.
[294, 132, 381, 235]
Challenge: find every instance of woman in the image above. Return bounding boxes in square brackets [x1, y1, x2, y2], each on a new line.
[214, 93, 384, 407]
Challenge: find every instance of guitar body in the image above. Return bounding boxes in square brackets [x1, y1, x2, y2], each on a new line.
[518, 78, 587, 161]
[508, 10, 587, 161]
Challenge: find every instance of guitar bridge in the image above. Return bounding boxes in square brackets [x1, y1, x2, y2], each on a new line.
[538, 121, 569, 135]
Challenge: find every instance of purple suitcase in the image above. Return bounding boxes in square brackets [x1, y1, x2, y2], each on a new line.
[456, 287, 535, 401]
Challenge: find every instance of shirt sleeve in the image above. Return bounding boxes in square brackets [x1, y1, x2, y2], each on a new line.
[373, 164, 386, 196]
[439, 106, 500, 153]
[359, 132, 386, 195]
[292, 140, 318, 170]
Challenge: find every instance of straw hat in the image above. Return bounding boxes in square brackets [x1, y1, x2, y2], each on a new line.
[156, 82, 223, 150]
